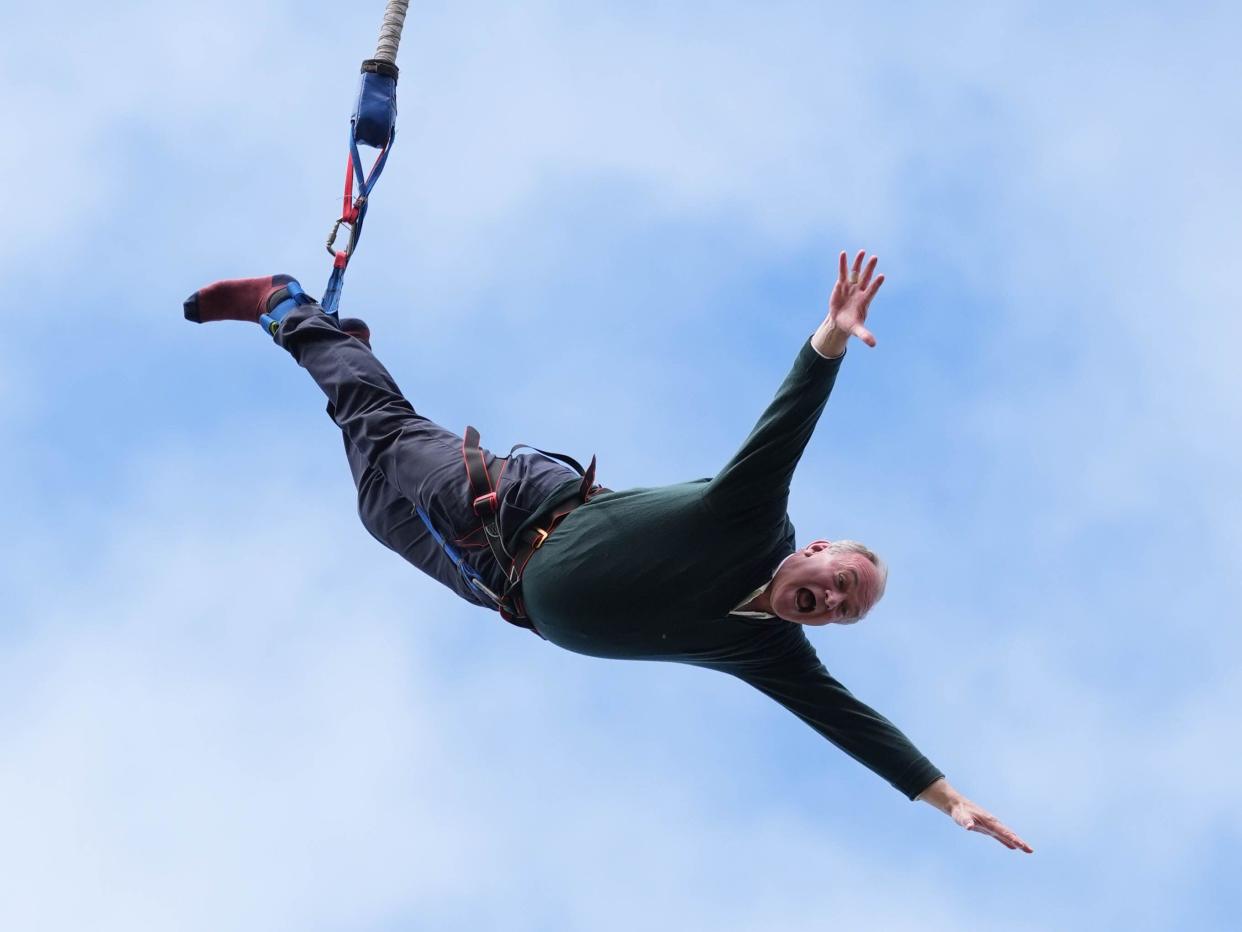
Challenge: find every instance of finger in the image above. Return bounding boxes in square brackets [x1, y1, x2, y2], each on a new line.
[860, 255, 878, 290]
[852, 323, 876, 347]
[966, 820, 1015, 849]
[852, 250, 865, 281]
[979, 815, 1030, 852]
[866, 273, 885, 299]
[838, 251, 848, 283]
[989, 821, 1033, 853]
[983, 827, 1017, 850]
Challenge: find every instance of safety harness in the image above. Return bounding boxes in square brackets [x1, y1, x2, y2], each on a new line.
[414, 428, 605, 634]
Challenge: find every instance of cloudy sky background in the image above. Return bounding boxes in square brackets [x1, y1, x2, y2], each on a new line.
[1, 1, 1239, 929]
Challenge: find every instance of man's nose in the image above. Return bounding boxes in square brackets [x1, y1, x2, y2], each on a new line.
[823, 590, 842, 610]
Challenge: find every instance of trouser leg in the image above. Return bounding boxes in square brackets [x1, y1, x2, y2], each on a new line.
[278, 303, 581, 608]
[279, 304, 465, 514]
[337, 424, 498, 607]
[276, 304, 500, 604]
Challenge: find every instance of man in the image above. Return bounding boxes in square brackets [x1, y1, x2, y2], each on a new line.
[185, 250, 1032, 853]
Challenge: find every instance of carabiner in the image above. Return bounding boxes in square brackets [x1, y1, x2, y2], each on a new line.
[326, 217, 350, 258]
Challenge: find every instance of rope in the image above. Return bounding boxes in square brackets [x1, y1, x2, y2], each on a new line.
[373, 0, 410, 64]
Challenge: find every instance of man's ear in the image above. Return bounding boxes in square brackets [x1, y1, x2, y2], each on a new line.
[803, 539, 832, 556]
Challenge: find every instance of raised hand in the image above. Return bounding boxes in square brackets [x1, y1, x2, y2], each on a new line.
[812, 250, 886, 358]
[829, 250, 884, 347]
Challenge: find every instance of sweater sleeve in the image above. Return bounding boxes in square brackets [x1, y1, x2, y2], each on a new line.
[704, 340, 844, 520]
[730, 633, 943, 800]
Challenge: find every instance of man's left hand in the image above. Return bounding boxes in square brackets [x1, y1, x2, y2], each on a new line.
[812, 250, 885, 357]
[917, 777, 1035, 853]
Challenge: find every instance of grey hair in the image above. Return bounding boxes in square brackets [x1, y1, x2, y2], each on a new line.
[826, 539, 888, 618]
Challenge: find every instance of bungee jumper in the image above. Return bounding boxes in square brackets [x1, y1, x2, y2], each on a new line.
[184, 2, 1032, 853]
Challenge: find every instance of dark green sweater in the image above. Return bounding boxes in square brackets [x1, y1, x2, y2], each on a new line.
[521, 340, 942, 800]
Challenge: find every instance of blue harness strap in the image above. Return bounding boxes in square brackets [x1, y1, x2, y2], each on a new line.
[414, 504, 504, 607]
[258, 280, 314, 335]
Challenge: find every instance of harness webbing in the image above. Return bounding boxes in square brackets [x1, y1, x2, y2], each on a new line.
[321, 122, 393, 317]
[320, 1, 409, 318]
[414, 503, 504, 607]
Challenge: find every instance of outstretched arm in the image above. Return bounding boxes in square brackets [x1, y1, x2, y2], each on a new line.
[727, 632, 943, 801]
[917, 777, 1034, 853]
[704, 249, 885, 519]
[727, 629, 1032, 853]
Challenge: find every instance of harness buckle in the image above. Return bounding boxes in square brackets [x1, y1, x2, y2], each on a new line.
[531, 527, 550, 549]
[472, 491, 499, 515]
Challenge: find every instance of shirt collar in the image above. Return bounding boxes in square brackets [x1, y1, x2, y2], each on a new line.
[730, 551, 797, 618]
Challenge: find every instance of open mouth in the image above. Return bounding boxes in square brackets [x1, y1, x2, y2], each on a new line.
[796, 587, 815, 613]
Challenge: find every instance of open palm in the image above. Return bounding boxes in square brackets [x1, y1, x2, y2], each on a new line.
[829, 250, 885, 347]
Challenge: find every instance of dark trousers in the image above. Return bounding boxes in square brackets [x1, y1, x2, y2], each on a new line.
[277, 304, 580, 609]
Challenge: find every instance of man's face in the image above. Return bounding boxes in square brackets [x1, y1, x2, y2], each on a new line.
[768, 541, 883, 626]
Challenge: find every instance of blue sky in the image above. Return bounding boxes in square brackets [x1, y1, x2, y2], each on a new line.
[2, 1, 1239, 929]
